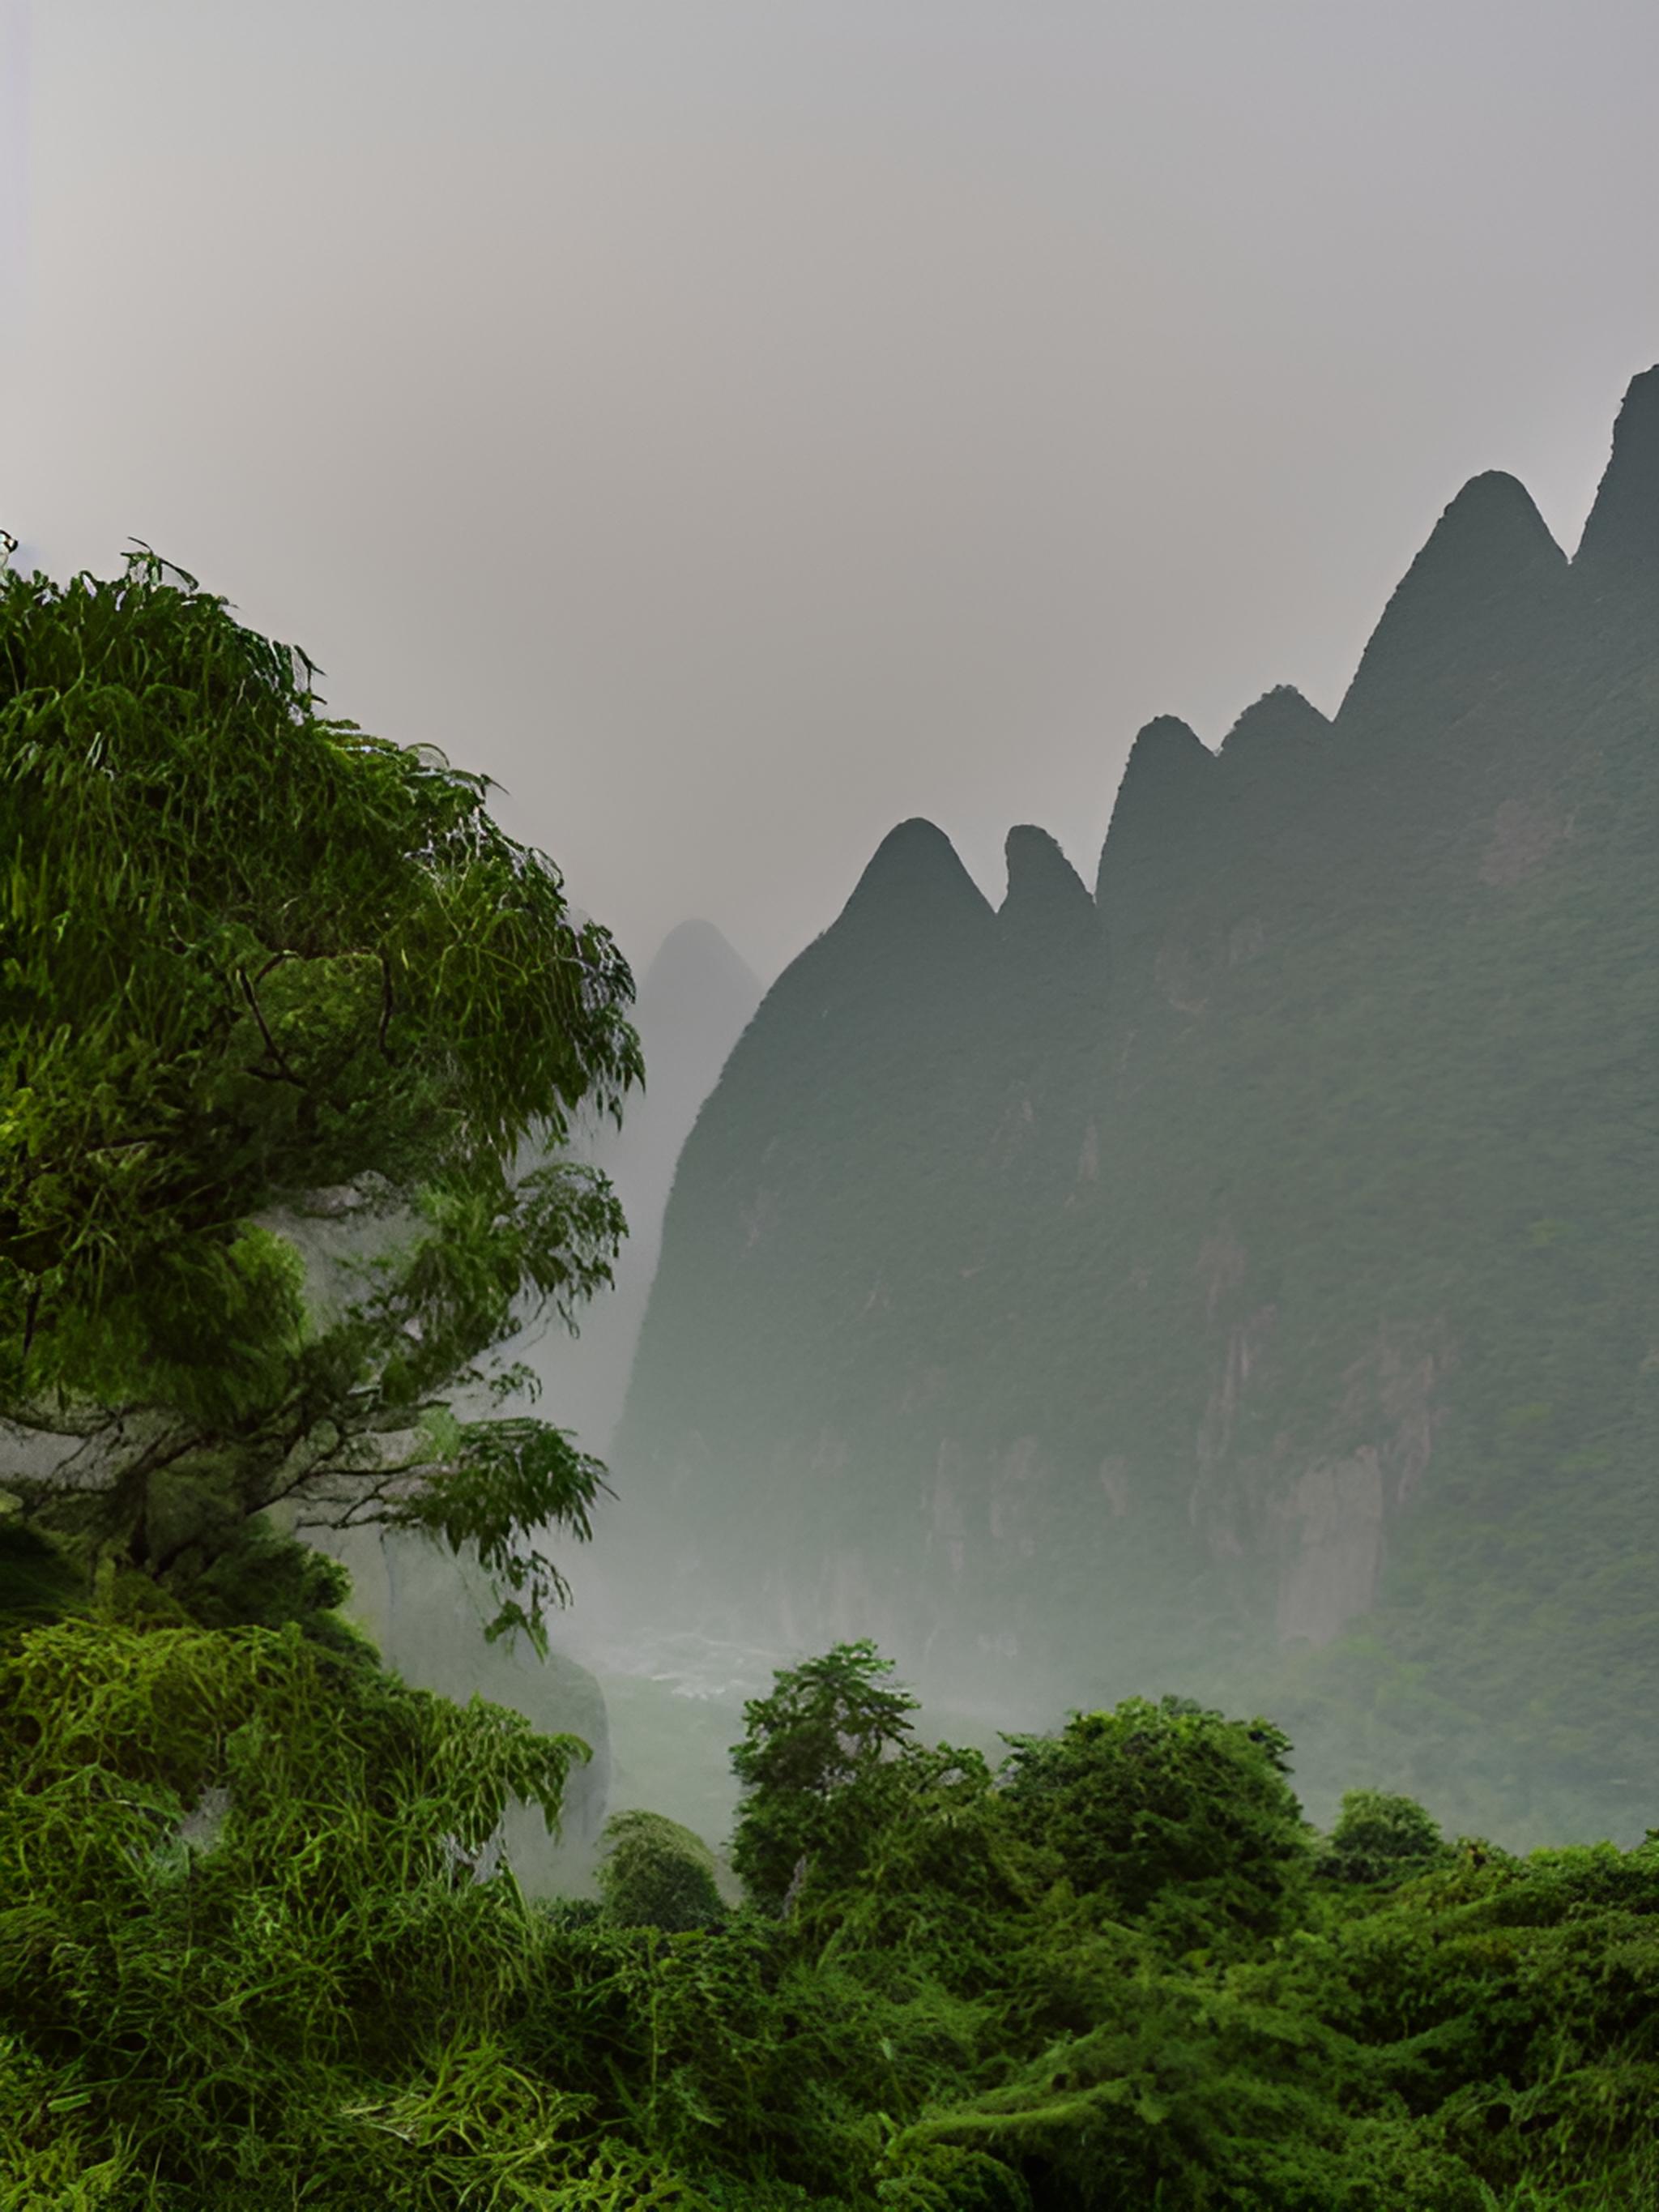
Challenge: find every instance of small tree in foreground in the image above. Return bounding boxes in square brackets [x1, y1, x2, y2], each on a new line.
[0, 549, 641, 1642]
[728, 1638, 921, 1909]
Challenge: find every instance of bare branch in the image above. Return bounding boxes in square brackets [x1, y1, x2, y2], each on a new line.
[237, 967, 306, 1090]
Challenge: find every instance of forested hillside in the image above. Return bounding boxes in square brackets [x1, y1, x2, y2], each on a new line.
[617, 368, 1659, 1849]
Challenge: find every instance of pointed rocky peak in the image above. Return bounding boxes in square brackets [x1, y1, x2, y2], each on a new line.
[1337, 471, 1567, 732]
[1001, 825, 1093, 921]
[640, 920, 761, 1024]
[1093, 716, 1215, 906]
[1000, 826, 1099, 961]
[1117, 712, 1213, 787]
[1574, 365, 1659, 581]
[727, 818, 996, 1098]
[832, 817, 994, 950]
[635, 920, 764, 1066]
[1218, 685, 1330, 765]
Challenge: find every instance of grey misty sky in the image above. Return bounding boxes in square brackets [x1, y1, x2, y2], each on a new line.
[2, 2, 1657, 979]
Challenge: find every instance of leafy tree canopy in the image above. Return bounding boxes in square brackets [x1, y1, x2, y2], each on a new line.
[1316, 1787, 1456, 1888]
[997, 1693, 1315, 1951]
[728, 1638, 923, 1908]
[0, 549, 641, 1642]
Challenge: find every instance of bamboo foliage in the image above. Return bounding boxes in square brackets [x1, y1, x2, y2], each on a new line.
[0, 550, 642, 1639]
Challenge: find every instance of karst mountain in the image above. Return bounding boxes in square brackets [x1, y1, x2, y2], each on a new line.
[606, 369, 1659, 1845]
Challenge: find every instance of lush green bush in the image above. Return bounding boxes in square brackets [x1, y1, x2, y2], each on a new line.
[598, 1809, 725, 1932]
[1316, 1787, 1457, 1886]
[996, 1693, 1315, 1954]
[10, 1621, 1659, 2206]
[0, 1615, 593, 2206]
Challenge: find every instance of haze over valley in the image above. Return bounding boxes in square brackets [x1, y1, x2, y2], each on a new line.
[568, 365, 1659, 1855]
[11, 11, 1659, 2200]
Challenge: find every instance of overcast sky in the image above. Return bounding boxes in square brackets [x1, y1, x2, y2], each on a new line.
[3, 1, 1657, 979]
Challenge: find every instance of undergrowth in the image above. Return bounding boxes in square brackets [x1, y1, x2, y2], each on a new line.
[6, 1624, 1659, 2207]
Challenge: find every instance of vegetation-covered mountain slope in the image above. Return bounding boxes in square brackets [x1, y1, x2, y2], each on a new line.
[616, 368, 1659, 1850]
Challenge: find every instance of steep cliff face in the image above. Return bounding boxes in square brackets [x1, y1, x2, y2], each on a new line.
[610, 371, 1659, 1847]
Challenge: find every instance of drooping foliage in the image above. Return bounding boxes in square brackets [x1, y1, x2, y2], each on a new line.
[0, 1615, 598, 2207]
[0, 549, 642, 1641]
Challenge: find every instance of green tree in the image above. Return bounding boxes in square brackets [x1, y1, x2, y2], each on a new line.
[0, 550, 641, 1642]
[1316, 1788, 1454, 1887]
[728, 1638, 920, 1908]
[997, 1694, 1314, 1952]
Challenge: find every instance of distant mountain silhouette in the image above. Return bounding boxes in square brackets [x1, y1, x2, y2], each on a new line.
[610, 369, 1659, 1849]
[526, 918, 761, 1466]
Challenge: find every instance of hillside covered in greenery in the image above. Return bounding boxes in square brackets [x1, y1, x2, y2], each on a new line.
[617, 367, 1659, 1851]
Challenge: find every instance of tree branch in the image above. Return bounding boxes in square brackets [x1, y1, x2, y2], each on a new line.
[237, 967, 307, 1090]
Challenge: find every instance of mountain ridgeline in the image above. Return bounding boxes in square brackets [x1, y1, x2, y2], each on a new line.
[612, 369, 1659, 1847]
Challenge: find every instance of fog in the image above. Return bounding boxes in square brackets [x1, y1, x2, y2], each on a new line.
[5, 2, 1658, 983]
[9, 1, 1659, 1873]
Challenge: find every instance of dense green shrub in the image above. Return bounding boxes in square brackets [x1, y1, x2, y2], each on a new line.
[1317, 1787, 1456, 1886]
[9, 1624, 1659, 2207]
[996, 1693, 1315, 1954]
[0, 1616, 592, 2205]
[598, 1809, 725, 1932]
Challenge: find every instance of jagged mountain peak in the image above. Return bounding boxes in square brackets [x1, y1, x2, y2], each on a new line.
[617, 367, 1659, 1851]
[640, 920, 760, 1013]
[1218, 685, 1330, 764]
[1575, 364, 1659, 579]
[1002, 825, 1093, 919]
[1093, 715, 1215, 907]
[632, 919, 764, 1073]
[1337, 470, 1567, 731]
[1120, 712, 1213, 779]
[1000, 826, 1099, 971]
[835, 817, 993, 934]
